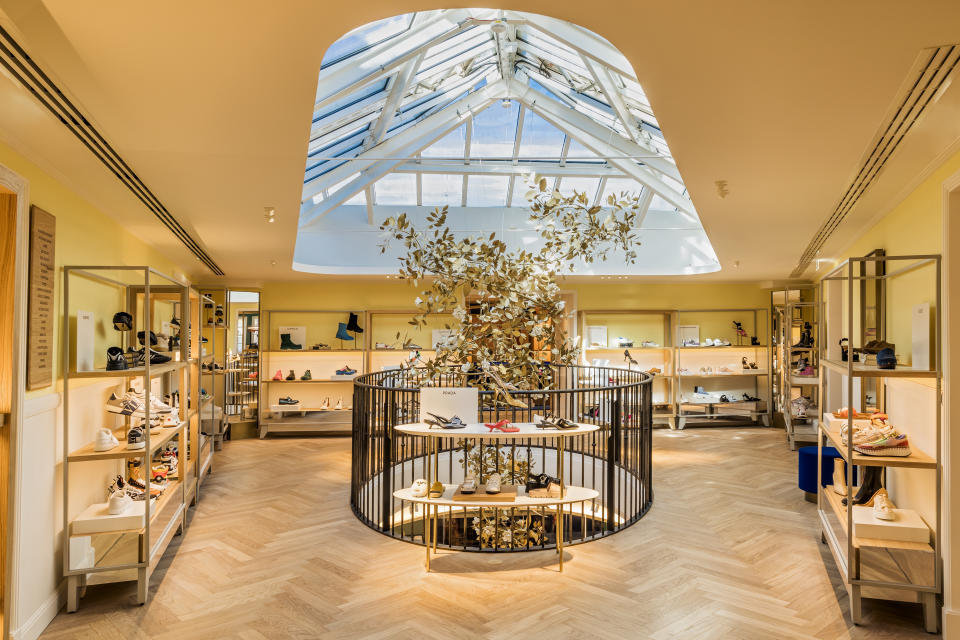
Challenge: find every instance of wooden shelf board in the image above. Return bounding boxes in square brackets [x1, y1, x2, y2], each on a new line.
[821, 487, 933, 552]
[69, 361, 187, 378]
[821, 359, 938, 378]
[263, 349, 364, 354]
[820, 423, 936, 469]
[69, 422, 185, 462]
[261, 378, 357, 384]
[677, 345, 768, 350]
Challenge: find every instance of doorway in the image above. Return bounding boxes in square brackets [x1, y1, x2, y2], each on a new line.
[226, 290, 260, 437]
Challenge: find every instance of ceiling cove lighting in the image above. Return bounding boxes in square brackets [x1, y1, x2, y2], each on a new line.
[294, 9, 720, 276]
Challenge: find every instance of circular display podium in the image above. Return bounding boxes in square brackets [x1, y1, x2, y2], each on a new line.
[351, 365, 653, 563]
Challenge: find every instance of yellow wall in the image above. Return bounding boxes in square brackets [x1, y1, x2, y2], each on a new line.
[0, 142, 193, 397]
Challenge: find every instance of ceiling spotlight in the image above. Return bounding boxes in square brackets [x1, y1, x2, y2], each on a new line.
[501, 98, 511, 109]
[714, 180, 729, 199]
[264, 206, 277, 222]
[491, 18, 508, 34]
[270, 260, 277, 266]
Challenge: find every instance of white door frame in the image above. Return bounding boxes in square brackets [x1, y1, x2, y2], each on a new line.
[941, 167, 960, 635]
[0, 162, 29, 640]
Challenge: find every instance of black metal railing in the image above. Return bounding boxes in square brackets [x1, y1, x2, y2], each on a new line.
[351, 364, 653, 551]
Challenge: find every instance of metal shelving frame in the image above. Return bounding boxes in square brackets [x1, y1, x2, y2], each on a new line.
[258, 309, 368, 437]
[62, 266, 188, 611]
[816, 254, 941, 632]
[576, 309, 677, 428]
[673, 307, 771, 430]
[771, 285, 820, 449]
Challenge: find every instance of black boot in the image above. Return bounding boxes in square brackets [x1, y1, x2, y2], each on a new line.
[843, 466, 882, 506]
[347, 312, 363, 333]
[280, 333, 302, 350]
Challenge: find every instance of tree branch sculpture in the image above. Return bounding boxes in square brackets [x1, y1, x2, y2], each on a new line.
[380, 178, 644, 397]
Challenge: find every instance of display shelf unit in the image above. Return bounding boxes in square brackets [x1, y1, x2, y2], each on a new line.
[394, 421, 600, 572]
[578, 310, 677, 427]
[366, 310, 453, 373]
[62, 266, 189, 611]
[673, 308, 770, 429]
[258, 309, 367, 437]
[225, 351, 258, 421]
[771, 285, 820, 449]
[196, 292, 217, 482]
[817, 254, 941, 632]
[199, 288, 229, 449]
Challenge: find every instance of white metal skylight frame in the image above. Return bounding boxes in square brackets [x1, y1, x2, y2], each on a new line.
[300, 9, 701, 226]
[295, 9, 719, 276]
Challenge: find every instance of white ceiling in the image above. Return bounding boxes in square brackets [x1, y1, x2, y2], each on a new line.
[0, 1, 959, 285]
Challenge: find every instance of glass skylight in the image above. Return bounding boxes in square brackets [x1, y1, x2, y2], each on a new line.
[297, 9, 720, 276]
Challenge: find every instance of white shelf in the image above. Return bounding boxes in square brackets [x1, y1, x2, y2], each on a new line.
[394, 483, 599, 508]
[394, 421, 599, 440]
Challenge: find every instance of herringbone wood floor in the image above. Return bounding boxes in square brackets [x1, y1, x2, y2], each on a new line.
[42, 427, 938, 639]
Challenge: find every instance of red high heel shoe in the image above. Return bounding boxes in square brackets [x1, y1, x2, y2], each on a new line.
[484, 419, 519, 433]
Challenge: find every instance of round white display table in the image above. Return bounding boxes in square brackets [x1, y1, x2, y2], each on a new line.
[393, 421, 600, 571]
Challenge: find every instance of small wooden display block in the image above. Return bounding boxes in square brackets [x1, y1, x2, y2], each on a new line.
[452, 484, 517, 502]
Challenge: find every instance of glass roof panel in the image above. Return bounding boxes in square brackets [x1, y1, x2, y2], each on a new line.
[510, 177, 533, 208]
[517, 109, 565, 160]
[565, 138, 603, 163]
[466, 175, 510, 206]
[321, 14, 414, 68]
[421, 123, 467, 158]
[557, 177, 601, 201]
[372, 173, 417, 205]
[314, 79, 388, 123]
[601, 178, 644, 202]
[421, 173, 463, 206]
[470, 101, 521, 158]
[649, 194, 677, 211]
[344, 190, 366, 206]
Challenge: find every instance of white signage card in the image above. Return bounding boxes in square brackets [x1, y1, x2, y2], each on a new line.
[912, 302, 930, 369]
[419, 387, 479, 424]
[76, 311, 94, 371]
[587, 325, 607, 348]
[277, 326, 306, 350]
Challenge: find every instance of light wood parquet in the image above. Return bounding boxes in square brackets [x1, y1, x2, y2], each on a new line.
[40, 427, 939, 639]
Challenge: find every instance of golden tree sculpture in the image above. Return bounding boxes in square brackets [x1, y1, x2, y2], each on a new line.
[380, 178, 644, 395]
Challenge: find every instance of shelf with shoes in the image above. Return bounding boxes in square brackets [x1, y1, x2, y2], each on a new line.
[816, 253, 941, 633]
[673, 308, 770, 429]
[366, 310, 452, 372]
[258, 309, 367, 438]
[180, 289, 206, 505]
[578, 310, 676, 426]
[62, 265, 190, 612]
[199, 288, 230, 449]
[771, 284, 821, 450]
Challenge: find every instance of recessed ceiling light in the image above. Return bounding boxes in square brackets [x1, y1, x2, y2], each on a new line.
[264, 206, 276, 222]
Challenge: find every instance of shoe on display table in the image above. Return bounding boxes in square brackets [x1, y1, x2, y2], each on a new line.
[410, 479, 428, 498]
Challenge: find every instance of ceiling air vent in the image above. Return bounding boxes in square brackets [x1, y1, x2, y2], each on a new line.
[0, 25, 224, 275]
[790, 44, 959, 278]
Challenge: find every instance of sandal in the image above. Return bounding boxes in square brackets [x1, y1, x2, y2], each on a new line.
[484, 419, 520, 433]
[425, 413, 468, 429]
[535, 413, 578, 430]
[429, 481, 444, 498]
[742, 357, 749, 370]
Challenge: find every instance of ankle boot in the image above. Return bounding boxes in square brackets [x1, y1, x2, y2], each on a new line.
[280, 333, 302, 350]
[335, 322, 354, 341]
[285, 369, 295, 381]
[346, 312, 363, 333]
[301, 369, 312, 380]
[843, 466, 882, 506]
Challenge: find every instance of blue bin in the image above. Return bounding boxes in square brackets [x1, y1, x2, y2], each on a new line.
[797, 446, 851, 494]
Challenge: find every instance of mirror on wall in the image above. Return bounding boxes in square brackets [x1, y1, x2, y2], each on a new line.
[226, 290, 260, 429]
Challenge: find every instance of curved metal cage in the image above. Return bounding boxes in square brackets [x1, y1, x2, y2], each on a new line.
[351, 364, 653, 551]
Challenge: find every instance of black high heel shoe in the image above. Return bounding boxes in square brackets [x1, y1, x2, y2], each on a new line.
[843, 466, 883, 506]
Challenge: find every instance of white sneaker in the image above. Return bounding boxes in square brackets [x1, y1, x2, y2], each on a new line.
[486, 473, 502, 494]
[94, 428, 119, 451]
[704, 338, 714, 346]
[410, 478, 428, 497]
[872, 489, 896, 521]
